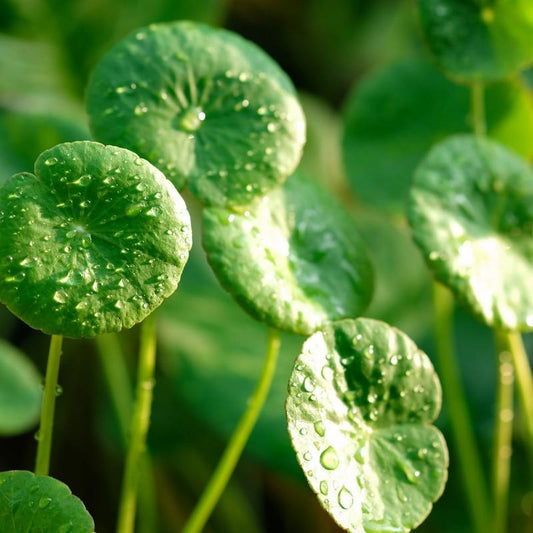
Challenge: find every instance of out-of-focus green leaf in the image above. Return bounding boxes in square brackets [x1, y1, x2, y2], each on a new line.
[0, 340, 42, 436]
[419, 0, 533, 82]
[342, 58, 533, 212]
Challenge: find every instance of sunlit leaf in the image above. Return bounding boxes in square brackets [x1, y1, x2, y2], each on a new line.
[0, 141, 191, 337]
[286, 318, 448, 532]
[408, 134, 533, 331]
[87, 21, 305, 207]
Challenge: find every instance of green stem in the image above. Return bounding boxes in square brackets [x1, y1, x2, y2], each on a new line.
[35, 335, 63, 476]
[506, 332, 533, 463]
[492, 331, 515, 533]
[116, 314, 157, 533]
[182, 328, 281, 533]
[471, 80, 486, 137]
[433, 283, 491, 533]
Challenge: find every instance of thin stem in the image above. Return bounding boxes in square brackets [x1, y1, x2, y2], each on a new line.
[506, 332, 533, 463]
[182, 328, 281, 533]
[471, 80, 486, 137]
[492, 331, 515, 533]
[35, 335, 64, 476]
[116, 314, 157, 533]
[433, 283, 491, 533]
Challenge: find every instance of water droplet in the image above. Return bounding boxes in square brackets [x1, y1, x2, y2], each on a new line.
[303, 451, 312, 461]
[179, 107, 206, 131]
[338, 487, 353, 509]
[397, 460, 421, 484]
[55, 385, 63, 397]
[38, 496, 52, 509]
[53, 290, 67, 304]
[44, 157, 58, 166]
[320, 480, 328, 495]
[314, 420, 325, 437]
[320, 446, 339, 470]
[302, 376, 315, 393]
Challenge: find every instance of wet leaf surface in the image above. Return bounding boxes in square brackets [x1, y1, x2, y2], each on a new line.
[409, 134, 533, 331]
[286, 318, 448, 532]
[0, 141, 191, 337]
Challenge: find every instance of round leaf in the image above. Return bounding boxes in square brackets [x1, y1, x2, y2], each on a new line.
[342, 58, 533, 211]
[286, 318, 448, 532]
[408, 134, 533, 331]
[86, 21, 306, 207]
[418, 0, 533, 82]
[0, 141, 192, 337]
[0, 340, 42, 436]
[0, 470, 94, 532]
[202, 174, 374, 335]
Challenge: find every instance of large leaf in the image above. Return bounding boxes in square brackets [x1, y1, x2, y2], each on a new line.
[0, 471, 94, 532]
[418, 0, 533, 82]
[408, 135, 533, 331]
[0, 340, 42, 436]
[286, 318, 448, 532]
[87, 21, 305, 207]
[342, 58, 533, 211]
[0, 141, 191, 337]
[202, 173, 374, 335]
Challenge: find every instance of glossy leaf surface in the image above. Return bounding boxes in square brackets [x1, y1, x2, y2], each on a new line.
[0, 470, 94, 532]
[87, 21, 306, 207]
[0, 141, 191, 337]
[202, 174, 374, 335]
[342, 58, 533, 211]
[419, 0, 533, 81]
[286, 318, 448, 532]
[409, 135, 533, 331]
[0, 340, 42, 436]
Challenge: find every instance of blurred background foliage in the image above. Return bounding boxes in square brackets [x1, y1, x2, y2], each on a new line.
[0, 0, 532, 531]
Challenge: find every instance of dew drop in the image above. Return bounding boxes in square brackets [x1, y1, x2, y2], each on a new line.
[53, 290, 67, 304]
[320, 446, 339, 470]
[302, 376, 315, 393]
[44, 157, 58, 166]
[320, 480, 328, 495]
[338, 487, 353, 509]
[313, 420, 325, 437]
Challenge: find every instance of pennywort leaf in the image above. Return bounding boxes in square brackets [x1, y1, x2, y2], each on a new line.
[202, 174, 374, 335]
[0, 340, 42, 436]
[87, 21, 306, 207]
[0, 141, 192, 337]
[0, 471, 94, 533]
[408, 134, 533, 331]
[419, 0, 533, 82]
[286, 318, 448, 533]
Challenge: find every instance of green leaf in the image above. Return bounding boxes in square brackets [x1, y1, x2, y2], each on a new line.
[86, 21, 306, 207]
[408, 134, 533, 331]
[202, 174, 374, 335]
[0, 141, 192, 338]
[342, 58, 533, 211]
[286, 318, 448, 533]
[0, 470, 94, 532]
[0, 340, 42, 436]
[418, 0, 533, 82]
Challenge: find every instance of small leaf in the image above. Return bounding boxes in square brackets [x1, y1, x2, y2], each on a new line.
[419, 0, 533, 82]
[286, 318, 448, 533]
[0, 340, 42, 436]
[0, 470, 94, 532]
[342, 58, 533, 211]
[408, 134, 533, 331]
[87, 21, 306, 207]
[202, 174, 374, 335]
[0, 141, 192, 337]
